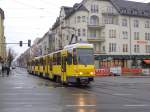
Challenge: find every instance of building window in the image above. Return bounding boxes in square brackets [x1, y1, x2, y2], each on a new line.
[134, 45, 140, 53]
[74, 17, 76, 24]
[122, 31, 128, 39]
[91, 4, 99, 13]
[82, 29, 86, 36]
[145, 21, 150, 28]
[104, 16, 114, 24]
[145, 33, 150, 40]
[109, 43, 117, 52]
[146, 45, 150, 53]
[77, 16, 81, 23]
[134, 19, 139, 28]
[123, 44, 128, 52]
[102, 46, 105, 52]
[90, 15, 99, 25]
[122, 18, 127, 26]
[109, 30, 116, 38]
[78, 29, 81, 36]
[134, 32, 139, 40]
[82, 16, 86, 22]
[90, 30, 96, 38]
[66, 35, 69, 40]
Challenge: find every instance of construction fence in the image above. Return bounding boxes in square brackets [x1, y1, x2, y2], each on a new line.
[95, 67, 150, 76]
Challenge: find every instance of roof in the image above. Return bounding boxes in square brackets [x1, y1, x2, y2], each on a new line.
[64, 3, 89, 19]
[52, 17, 60, 30]
[0, 8, 4, 19]
[65, 3, 88, 19]
[52, 2, 88, 30]
[64, 43, 93, 49]
[63, 6, 73, 16]
[110, 0, 150, 18]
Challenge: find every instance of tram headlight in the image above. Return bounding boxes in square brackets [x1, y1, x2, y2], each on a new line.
[79, 72, 83, 75]
[90, 72, 94, 75]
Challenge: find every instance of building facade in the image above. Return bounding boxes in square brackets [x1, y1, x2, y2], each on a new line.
[51, 0, 150, 68]
[0, 8, 6, 61]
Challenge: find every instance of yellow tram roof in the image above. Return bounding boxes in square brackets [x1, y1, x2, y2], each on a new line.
[64, 43, 93, 49]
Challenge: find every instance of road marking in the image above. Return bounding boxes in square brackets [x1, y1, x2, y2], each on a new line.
[66, 104, 96, 107]
[15, 83, 24, 85]
[72, 93, 91, 96]
[24, 104, 33, 107]
[124, 104, 150, 107]
[113, 93, 133, 96]
[14, 86, 23, 89]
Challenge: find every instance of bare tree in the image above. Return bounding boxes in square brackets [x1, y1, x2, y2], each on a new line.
[7, 48, 17, 67]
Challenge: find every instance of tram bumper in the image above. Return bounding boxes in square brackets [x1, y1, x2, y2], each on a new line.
[67, 76, 94, 84]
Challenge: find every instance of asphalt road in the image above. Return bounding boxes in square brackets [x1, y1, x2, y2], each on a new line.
[0, 68, 150, 112]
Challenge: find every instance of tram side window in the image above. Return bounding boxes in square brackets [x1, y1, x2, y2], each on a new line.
[38, 60, 40, 66]
[43, 59, 45, 66]
[67, 51, 72, 65]
[40, 58, 43, 66]
[50, 57, 52, 70]
[36, 60, 38, 66]
[35, 60, 37, 66]
[73, 49, 77, 65]
[53, 54, 57, 65]
[32, 61, 34, 66]
[57, 52, 61, 65]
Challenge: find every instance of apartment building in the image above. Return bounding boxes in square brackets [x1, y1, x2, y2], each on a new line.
[51, 0, 150, 68]
[0, 8, 6, 61]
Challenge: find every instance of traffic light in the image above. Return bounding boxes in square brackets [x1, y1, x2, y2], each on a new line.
[19, 41, 22, 47]
[28, 40, 31, 47]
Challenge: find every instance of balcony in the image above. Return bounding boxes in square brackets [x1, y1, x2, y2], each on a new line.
[87, 37, 105, 42]
[88, 23, 105, 29]
[101, 7, 118, 16]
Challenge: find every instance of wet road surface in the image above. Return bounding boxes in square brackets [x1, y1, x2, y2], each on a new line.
[0, 68, 150, 112]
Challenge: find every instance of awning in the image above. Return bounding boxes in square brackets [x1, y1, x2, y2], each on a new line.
[144, 60, 150, 64]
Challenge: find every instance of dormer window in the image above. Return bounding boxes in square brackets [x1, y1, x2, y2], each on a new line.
[91, 4, 99, 13]
[142, 11, 145, 15]
[131, 9, 138, 15]
[133, 9, 138, 15]
[121, 8, 127, 14]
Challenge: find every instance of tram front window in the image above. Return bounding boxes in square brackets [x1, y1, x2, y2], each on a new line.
[77, 48, 94, 65]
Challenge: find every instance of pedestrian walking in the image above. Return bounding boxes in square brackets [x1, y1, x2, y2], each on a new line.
[0, 61, 2, 76]
[2, 62, 5, 77]
[6, 65, 10, 77]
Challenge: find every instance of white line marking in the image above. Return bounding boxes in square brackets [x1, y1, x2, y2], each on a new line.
[124, 104, 150, 107]
[14, 87, 23, 89]
[66, 105, 96, 107]
[113, 93, 133, 96]
[72, 93, 91, 96]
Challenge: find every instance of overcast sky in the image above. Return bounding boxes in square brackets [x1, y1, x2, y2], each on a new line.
[0, 0, 149, 56]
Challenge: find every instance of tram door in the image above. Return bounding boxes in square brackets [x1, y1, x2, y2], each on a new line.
[61, 56, 66, 82]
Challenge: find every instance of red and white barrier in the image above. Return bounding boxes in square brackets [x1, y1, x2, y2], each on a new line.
[95, 68, 110, 76]
[142, 69, 150, 75]
[96, 67, 150, 76]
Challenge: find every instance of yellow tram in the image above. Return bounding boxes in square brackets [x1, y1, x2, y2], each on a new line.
[27, 43, 95, 85]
